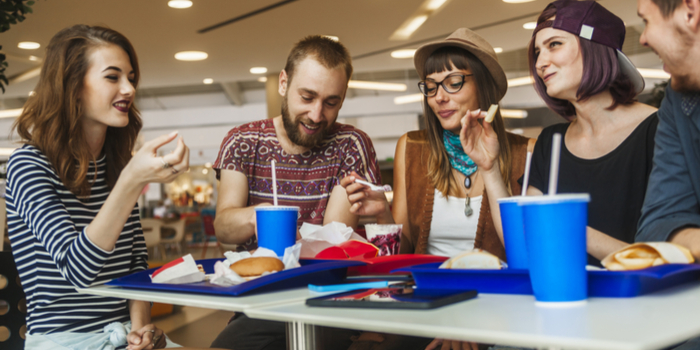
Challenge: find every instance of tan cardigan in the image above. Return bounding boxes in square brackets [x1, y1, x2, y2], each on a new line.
[399, 130, 530, 261]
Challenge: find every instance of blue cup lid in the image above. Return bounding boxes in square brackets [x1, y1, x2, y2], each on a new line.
[254, 205, 300, 211]
[516, 194, 590, 205]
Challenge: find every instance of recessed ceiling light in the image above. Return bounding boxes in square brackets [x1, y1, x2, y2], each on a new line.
[250, 67, 268, 74]
[393, 15, 429, 40]
[258, 77, 268, 83]
[28, 55, 40, 61]
[394, 93, 423, 105]
[203, 78, 213, 84]
[426, 0, 448, 10]
[494, 47, 503, 53]
[324, 35, 339, 42]
[503, 0, 535, 3]
[508, 76, 534, 87]
[391, 49, 417, 59]
[168, 0, 192, 9]
[18, 42, 40, 50]
[28, 91, 35, 96]
[174, 51, 208, 61]
[523, 22, 537, 30]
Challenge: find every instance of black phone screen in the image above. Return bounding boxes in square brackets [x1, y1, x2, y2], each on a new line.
[306, 288, 477, 310]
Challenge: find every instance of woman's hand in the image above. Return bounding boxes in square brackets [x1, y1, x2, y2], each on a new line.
[339, 171, 392, 221]
[460, 109, 500, 173]
[425, 338, 479, 350]
[126, 324, 166, 350]
[123, 131, 190, 187]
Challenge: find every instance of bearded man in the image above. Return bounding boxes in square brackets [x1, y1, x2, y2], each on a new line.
[212, 35, 380, 251]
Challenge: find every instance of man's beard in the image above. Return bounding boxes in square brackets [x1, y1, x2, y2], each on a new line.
[281, 97, 328, 149]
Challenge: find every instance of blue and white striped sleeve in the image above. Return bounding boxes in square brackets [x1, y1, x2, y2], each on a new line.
[7, 150, 112, 288]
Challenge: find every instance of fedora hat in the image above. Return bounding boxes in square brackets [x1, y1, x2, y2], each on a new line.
[414, 28, 508, 100]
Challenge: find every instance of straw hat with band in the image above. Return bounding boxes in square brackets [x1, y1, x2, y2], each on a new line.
[414, 28, 508, 101]
[543, 0, 645, 94]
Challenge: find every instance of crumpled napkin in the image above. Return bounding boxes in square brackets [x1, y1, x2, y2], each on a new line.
[209, 244, 301, 286]
[601, 242, 695, 271]
[150, 253, 205, 284]
[298, 222, 367, 258]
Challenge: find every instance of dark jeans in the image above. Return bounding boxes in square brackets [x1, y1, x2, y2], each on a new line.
[210, 313, 358, 350]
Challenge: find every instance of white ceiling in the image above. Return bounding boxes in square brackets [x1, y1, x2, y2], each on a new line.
[0, 0, 653, 99]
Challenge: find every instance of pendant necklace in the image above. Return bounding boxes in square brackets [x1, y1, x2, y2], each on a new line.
[463, 171, 478, 217]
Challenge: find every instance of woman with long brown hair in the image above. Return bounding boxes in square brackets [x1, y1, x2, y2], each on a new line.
[5, 24, 195, 349]
[341, 28, 531, 350]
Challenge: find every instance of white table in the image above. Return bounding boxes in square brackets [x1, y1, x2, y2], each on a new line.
[79, 282, 700, 350]
[245, 283, 700, 350]
[77, 284, 319, 312]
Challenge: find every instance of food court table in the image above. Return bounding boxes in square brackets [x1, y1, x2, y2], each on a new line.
[78, 282, 700, 350]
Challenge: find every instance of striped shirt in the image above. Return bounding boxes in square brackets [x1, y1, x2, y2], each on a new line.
[214, 119, 381, 251]
[6, 144, 148, 335]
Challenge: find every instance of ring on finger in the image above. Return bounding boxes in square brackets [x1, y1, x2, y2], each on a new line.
[160, 157, 171, 169]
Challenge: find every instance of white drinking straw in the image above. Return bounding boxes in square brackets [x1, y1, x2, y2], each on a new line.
[548, 133, 562, 196]
[271, 160, 278, 206]
[521, 151, 533, 197]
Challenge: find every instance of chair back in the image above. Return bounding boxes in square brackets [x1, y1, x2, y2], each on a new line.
[200, 208, 216, 238]
[160, 218, 187, 244]
[140, 218, 163, 248]
[0, 251, 26, 349]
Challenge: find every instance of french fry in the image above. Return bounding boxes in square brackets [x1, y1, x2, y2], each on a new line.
[485, 104, 499, 123]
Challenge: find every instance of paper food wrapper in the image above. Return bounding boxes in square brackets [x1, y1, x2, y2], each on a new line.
[150, 254, 205, 284]
[298, 222, 367, 258]
[209, 244, 301, 286]
[439, 249, 505, 270]
[601, 242, 694, 271]
[315, 239, 379, 259]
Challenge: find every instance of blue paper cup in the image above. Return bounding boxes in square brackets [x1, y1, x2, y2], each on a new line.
[498, 197, 528, 270]
[519, 194, 590, 306]
[255, 206, 299, 256]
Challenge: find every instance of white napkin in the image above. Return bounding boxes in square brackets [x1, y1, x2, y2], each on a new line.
[298, 222, 367, 258]
[150, 254, 205, 284]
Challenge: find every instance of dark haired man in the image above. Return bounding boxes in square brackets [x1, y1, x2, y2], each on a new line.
[213, 35, 380, 251]
[637, 0, 700, 254]
[210, 35, 379, 349]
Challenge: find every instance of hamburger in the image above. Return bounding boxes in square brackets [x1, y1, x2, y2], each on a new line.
[229, 257, 285, 278]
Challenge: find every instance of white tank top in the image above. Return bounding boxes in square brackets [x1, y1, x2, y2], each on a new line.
[427, 188, 481, 257]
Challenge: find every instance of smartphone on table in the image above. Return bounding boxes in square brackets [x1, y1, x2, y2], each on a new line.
[306, 287, 477, 310]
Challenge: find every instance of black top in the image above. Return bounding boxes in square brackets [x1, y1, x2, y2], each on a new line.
[527, 113, 658, 266]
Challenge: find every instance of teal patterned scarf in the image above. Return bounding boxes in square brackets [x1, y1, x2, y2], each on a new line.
[443, 130, 477, 177]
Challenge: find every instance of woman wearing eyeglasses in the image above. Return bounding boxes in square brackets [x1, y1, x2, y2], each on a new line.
[342, 28, 530, 267]
[340, 27, 530, 350]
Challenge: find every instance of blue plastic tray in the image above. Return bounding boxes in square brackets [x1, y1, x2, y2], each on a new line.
[106, 258, 366, 296]
[395, 263, 700, 298]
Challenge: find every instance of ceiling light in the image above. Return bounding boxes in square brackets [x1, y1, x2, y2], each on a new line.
[250, 67, 268, 74]
[28, 91, 35, 96]
[202, 168, 209, 175]
[0, 108, 23, 118]
[426, 0, 448, 10]
[394, 93, 423, 105]
[348, 80, 407, 91]
[638, 68, 671, 79]
[203, 78, 213, 84]
[205, 162, 212, 168]
[168, 0, 193, 9]
[174, 51, 208, 61]
[501, 109, 528, 118]
[258, 77, 268, 83]
[523, 22, 537, 30]
[508, 128, 525, 134]
[508, 76, 534, 87]
[391, 49, 417, 59]
[324, 35, 339, 42]
[18, 42, 40, 50]
[503, 0, 536, 3]
[494, 47, 503, 53]
[28, 55, 40, 61]
[392, 15, 429, 40]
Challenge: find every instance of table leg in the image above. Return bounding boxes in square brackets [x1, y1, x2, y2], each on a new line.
[286, 321, 316, 350]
